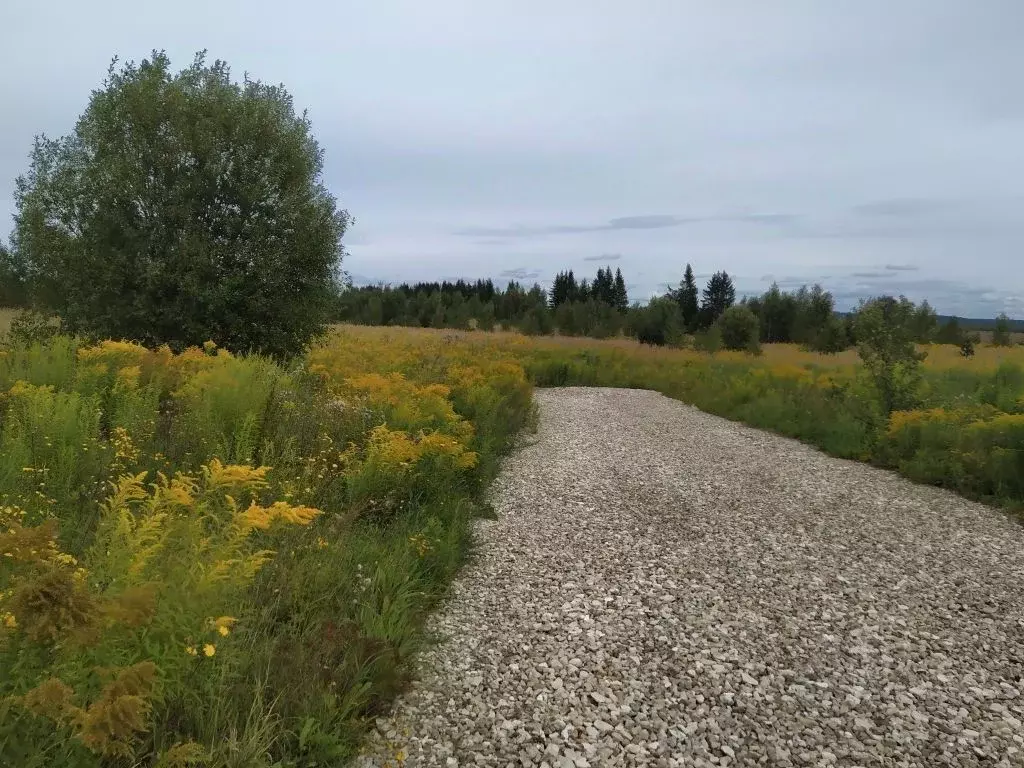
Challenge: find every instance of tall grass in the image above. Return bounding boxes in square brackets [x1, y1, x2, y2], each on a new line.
[0, 331, 533, 766]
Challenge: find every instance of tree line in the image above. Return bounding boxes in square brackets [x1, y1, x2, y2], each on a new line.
[332, 261, 1018, 355]
[336, 265, 633, 338]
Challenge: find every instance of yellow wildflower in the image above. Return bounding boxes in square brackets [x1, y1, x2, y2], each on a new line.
[185, 646, 197, 656]
[209, 616, 236, 637]
[2, 612, 16, 629]
[203, 644, 216, 657]
[203, 458, 270, 491]
[115, 365, 141, 389]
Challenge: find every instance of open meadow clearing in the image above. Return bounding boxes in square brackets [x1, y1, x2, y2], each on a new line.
[1, 323, 1023, 765]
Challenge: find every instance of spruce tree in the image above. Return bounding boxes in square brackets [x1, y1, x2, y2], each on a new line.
[700, 270, 735, 328]
[613, 268, 628, 311]
[675, 264, 700, 330]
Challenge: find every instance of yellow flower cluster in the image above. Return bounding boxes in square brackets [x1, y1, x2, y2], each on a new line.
[203, 458, 271, 491]
[365, 425, 477, 471]
[235, 500, 322, 533]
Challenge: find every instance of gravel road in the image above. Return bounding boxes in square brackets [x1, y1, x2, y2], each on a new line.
[360, 388, 1024, 767]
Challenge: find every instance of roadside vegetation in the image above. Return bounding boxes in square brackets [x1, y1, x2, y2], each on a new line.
[0, 330, 532, 766]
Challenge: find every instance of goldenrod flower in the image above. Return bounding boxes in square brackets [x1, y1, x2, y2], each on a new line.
[211, 616, 236, 636]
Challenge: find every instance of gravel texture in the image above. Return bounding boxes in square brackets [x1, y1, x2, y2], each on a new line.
[359, 388, 1024, 767]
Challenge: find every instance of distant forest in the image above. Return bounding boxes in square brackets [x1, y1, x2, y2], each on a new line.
[335, 264, 1022, 350]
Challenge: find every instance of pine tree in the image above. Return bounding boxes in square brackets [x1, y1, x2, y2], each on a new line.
[700, 270, 735, 328]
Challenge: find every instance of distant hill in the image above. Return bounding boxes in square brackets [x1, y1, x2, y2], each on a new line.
[935, 315, 1024, 332]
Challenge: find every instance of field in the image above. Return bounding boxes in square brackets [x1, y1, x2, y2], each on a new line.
[1, 323, 1022, 766]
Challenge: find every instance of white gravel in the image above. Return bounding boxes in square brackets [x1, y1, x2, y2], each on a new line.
[359, 388, 1024, 767]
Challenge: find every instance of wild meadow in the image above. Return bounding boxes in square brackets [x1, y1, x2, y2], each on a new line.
[0, 328, 532, 766]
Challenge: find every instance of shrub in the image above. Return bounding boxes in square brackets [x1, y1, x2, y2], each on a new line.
[805, 314, 849, 354]
[3, 310, 61, 349]
[629, 297, 682, 346]
[717, 305, 761, 353]
[852, 296, 926, 414]
[13, 51, 349, 358]
[692, 326, 722, 354]
[992, 313, 1013, 347]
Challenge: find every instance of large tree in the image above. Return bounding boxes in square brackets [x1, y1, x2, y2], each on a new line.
[672, 263, 699, 330]
[699, 270, 735, 328]
[14, 51, 350, 357]
[0, 241, 30, 307]
[613, 268, 628, 311]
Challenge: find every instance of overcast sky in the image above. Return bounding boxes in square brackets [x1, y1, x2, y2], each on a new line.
[2, 1, 1022, 316]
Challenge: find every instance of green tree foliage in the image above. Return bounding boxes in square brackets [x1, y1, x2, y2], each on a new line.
[554, 299, 624, 338]
[743, 282, 843, 350]
[936, 316, 964, 345]
[910, 300, 939, 343]
[336, 278, 549, 332]
[699, 271, 735, 328]
[13, 51, 349, 357]
[587, 266, 628, 311]
[629, 296, 682, 346]
[717, 304, 761, 353]
[852, 296, 927, 414]
[613, 268, 629, 311]
[550, 270, 578, 307]
[0, 241, 30, 307]
[591, 267, 613, 304]
[745, 283, 795, 343]
[670, 263, 700, 331]
[992, 313, 1013, 347]
[806, 314, 850, 354]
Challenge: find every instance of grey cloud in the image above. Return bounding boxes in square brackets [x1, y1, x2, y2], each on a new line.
[454, 215, 691, 239]
[607, 215, 689, 230]
[454, 212, 796, 240]
[853, 198, 954, 217]
[499, 267, 542, 280]
[722, 213, 799, 226]
[850, 271, 895, 278]
[884, 264, 920, 271]
[584, 253, 622, 262]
